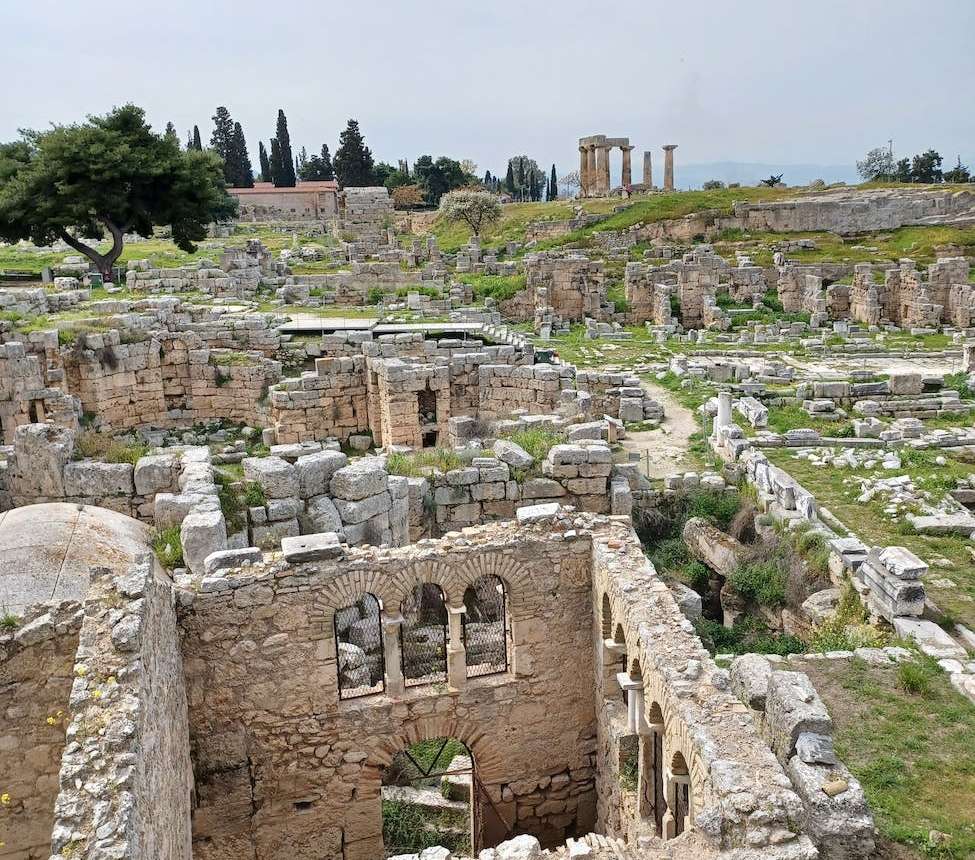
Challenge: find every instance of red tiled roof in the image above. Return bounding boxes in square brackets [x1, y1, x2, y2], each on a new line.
[229, 181, 338, 194]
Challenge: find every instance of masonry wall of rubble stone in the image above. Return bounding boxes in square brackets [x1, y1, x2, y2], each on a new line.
[500, 255, 606, 324]
[0, 603, 81, 860]
[849, 258, 973, 328]
[49, 557, 193, 859]
[0, 341, 79, 444]
[178, 527, 600, 859]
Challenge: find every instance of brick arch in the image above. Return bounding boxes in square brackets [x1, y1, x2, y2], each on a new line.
[358, 715, 506, 786]
[390, 553, 533, 614]
[643, 683, 709, 814]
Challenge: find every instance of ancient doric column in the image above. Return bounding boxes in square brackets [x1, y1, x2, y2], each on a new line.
[596, 146, 611, 196]
[621, 146, 633, 187]
[579, 146, 589, 196]
[586, 146, 597, 198]
[643, 151, 653, 188]
[662, 145, 678, 191]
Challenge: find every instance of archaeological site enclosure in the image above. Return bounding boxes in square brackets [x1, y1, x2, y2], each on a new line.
[2, 121, 975, 860]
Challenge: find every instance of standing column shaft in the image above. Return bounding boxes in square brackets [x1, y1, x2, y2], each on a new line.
[586, 147, 597, 198]
[621, 146, 633, 187]
[596, 146, 610, 196]
[579, 146, 589, 197]
[663, 145, 677, 191]
[643, 151, 653, 188]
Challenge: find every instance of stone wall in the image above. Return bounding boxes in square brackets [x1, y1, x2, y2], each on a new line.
[0, 603, 81, 860]
[0, 341, 79, 444]
[48, 557, 193, 859]
[178, 524, 600, 858]
[501, 255, 606, 324]
[849, 258, 973, 328]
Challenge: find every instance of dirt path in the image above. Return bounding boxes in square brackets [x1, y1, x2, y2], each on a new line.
[620, 380, 700, 478]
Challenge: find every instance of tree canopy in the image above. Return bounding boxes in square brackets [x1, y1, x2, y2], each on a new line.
[272, 109, 296, 187]
[0, 104, 236, 278]
[438, 189, 502, 237]
[333, 119, 375, 188]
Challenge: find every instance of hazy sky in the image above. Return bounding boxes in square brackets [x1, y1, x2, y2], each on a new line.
[2, 0, 973, 181]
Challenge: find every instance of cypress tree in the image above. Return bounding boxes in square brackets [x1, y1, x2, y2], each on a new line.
[333, 119, 376, 187]
[230, 122, 254, 188]
[275, 109, 296, 187]
[320, 144, 335, 181]
[192, 125, 202, 151]
[269, 137, 283, 187]
[505, 162, 515, 194]
[210, 106, 235, 178]
[258, 141, 271, 183]
[549, 164, 558, 201]
[185, 129, 194, 151]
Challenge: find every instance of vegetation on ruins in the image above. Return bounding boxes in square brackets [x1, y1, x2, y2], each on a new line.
[0, 104, 237, 280]
[802, 656, 975, 858]
[150, 525, 184, 569]
[73, 430, 148, 466]
[0, 609, 19, 631]
[333, 119, 375, 188]
[438, 189, 502, 238]
[456, 273, 525, 303]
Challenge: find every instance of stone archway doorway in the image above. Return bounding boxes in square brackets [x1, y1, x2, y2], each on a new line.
[381, 737, 477, 857]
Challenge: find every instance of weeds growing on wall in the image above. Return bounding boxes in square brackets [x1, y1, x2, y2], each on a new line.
[810, 582, 888, 652]
[0, 608, 20, 631]
[695, 617, 805, 657]
[243, 481, 267, 507]
[215, 472, 248, 534]
[150, 526, 183, 569]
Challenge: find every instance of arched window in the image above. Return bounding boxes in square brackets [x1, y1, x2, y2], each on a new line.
[334, 593, 385, 699]
[400, 582, 448, 686]
[669, 751, 691, 837]
[463, 575, 510, 677]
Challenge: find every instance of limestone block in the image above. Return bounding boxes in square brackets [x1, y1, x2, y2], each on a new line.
[251, 518, 300, 548]
[243, 456, 299, 499]
[203, 547, 262, 576]
[335, 491, 392, 525]
[281, 531, 344, 562]
[63, 462, 135, 497]
[892, 618, 967, 659]
[515, 502, 561, 523]
[154, 492, 210, 529]
[181, 507, 228, 575]
[730, 654, 772, 711]
[682, 516, 746, 577]
[330, 458, 387, 501]
[764, 671, 832, 761]
[785, 756, 874, 859]
[266, 497, 303, 522]
[133, 453, 180, 495]
[295, 450, 349, 499]
[522, 477, 566, 499]
[888, 373, 922, 396]
[494, 440, 534, 468]
[300, 494, 343, 534]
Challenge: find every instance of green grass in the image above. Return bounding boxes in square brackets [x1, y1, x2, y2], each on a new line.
[381, 800, 470, 857]
[730, 559, 787, 606]
[243, 481, 267, 507]
[764, 448, 975, 627]
[0, 610, 20, 631]
[73, 430, 148, 465]
[215, 472, 248, 534]
[695, 616, 805, 657]
[802, 657, 975, 859]
[151, 525, 184, 569]
[762, 404, 854, 437]
[455, 273, 526, 303]
[501, 427, 566, 463]
[386, 448, 466, 477]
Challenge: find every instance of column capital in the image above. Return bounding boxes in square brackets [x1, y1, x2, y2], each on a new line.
[447, 603, 467, 616]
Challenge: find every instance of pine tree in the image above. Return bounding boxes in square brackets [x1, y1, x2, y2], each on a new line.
[275, 109, 296, 187]
[320, 144, 335, 181]
[258, 141, 271, 183]
[333, 119, 376, 187]
[230, 122, 254, 188]
[269, 137, 283, 187]
[164, 122, 179, 146]
[210, 107, 234, 166]
[505, 163, 515, 194]
[192, 125, 202, 151]
[549, 164, 558, 201]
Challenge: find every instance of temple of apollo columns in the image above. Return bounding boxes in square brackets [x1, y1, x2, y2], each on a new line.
[578, 134, 677, 197]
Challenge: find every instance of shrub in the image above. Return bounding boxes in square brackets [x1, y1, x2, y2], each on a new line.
[647, 537, 690, 573]
[695, 617, 805, 657]
[243, 481, 267, 507]
[684, 560, 711, 593]
[687, 490, 742, 530]
[366, 287, 384, 305]
[731, 559, 787, 606]
[151, 526, 184, 569]
[0, 609, 19, 632]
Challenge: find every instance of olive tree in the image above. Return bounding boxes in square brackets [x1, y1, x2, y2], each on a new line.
[438, 189, 502, 238]
[0, 104, 236, 279]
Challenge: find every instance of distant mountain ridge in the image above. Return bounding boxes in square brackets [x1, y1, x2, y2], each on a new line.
[674, 161, 859, 189]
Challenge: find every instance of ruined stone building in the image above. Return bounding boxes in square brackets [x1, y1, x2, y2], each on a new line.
[228, 181, 340, 222]
[3, 502, 863, 860]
